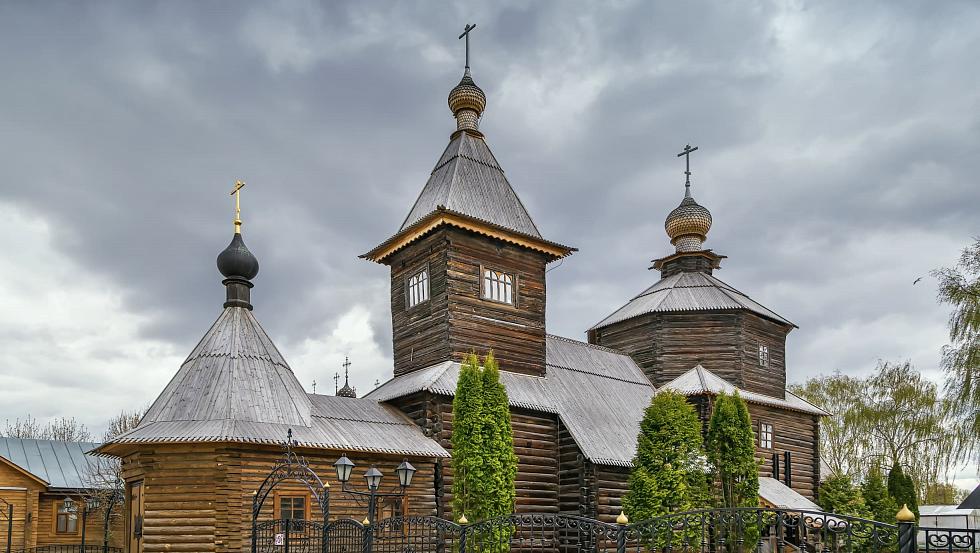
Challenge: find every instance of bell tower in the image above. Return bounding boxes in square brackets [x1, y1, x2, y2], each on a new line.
[362, 26, 574, 377]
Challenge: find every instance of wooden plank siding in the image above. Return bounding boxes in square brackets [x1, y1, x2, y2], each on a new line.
[121, 444, 442, 553]
[389, 227, 549, 377]
[589, 310, 791, 398]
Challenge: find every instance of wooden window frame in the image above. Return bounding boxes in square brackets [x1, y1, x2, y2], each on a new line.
[479, 265, 519, 307]
[759, 421, 774, 450]
[758, 345, 770, 368]
[53, 502, 80, 535]
[273, 491, 311, 521]
[404, 264, 430, 309]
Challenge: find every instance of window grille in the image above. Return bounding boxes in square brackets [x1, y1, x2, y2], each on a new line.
[760, 422, 774, 449]
[758, 345, 770, 367]
[407, 268, 429, 308]
[279, 495, 307, 521]
[482, 268, 514, 305]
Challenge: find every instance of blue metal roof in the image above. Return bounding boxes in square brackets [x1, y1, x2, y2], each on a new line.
[0, 437, 101, 490]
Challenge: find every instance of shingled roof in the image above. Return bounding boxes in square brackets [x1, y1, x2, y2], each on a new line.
[659, 364, 829, 416]
[400, 131, 541, 238]
[591, 271, 796, 330]
[367, 335, 654, 467]
[100, 305, 447, 458]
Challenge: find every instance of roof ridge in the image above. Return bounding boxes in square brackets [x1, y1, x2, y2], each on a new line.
[546, 364, 650, 386]
[545, 333, 628, 356]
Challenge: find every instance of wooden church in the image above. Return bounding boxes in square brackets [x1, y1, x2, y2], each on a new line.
[98, 33, 826, 553]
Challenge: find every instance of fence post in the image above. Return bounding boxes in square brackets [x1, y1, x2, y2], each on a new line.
[616, 511, 629, 553]
[896, 504, 917, 553]
[363, 519, 373, 553]
[458, 521, 467, 553]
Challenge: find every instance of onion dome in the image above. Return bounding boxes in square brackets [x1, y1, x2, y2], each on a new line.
[217, 232, 259, 310]
[448, 68, 486, 132]
[665, 186, 713, 253]
[337, 381, 357, 398]
[217, 233, 260, 280]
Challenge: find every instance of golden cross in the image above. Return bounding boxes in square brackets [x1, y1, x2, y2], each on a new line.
[230, 180, 245, 233]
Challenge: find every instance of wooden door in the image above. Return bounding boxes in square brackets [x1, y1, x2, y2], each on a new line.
[127, 482, 143, 553]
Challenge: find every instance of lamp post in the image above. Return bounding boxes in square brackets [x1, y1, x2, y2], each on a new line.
[332, 455, 416, 525]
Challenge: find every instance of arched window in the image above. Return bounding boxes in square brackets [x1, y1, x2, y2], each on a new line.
[406, 268, 429, 308]
[482, 268, 514, 305]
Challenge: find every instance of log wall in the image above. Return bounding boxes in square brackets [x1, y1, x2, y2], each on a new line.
[748, 404, 821, 500]
[388, 227, 550, 377]
[590, 310, 791, 397]
[0, 463, 35, 549]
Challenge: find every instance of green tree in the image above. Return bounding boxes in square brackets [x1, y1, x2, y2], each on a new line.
[479, 351, 518, 518]
[624, 391, 709, 522]
[922, 482, 969, 505]
[887, 462, 918, 519]
[791, 362, 957, 491]
[933, 239, 980, 463]
[861, 463, 898, 523]
[452, 353, 487, 519]
[819, 473, 870, 518]
[706, 392, 759, 508]
[790, 373, 868, 479]
[450, 352, 517, 525]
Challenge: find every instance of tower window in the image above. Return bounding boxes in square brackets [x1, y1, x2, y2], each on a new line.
[759, 422, 774, 449]
[406, 268, 429, 308]
[758, 345, 770, 367]
[482, 268, 515, 305]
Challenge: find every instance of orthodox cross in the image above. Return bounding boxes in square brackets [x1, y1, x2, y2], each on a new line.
[342, 356, 352, 384]
[459, 23, 476, 69]
[333, 372, 340, 394]
[311, 379, 317, 394]
[230, 180, 245, 233]
[676, 144, 699, 191]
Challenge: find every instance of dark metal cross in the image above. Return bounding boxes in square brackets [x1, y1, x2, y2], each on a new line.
[676, 144, 699, 188]
[459, 23, 476, 69]
[333, 372, 340, 394]
[342, 355, 352, 381]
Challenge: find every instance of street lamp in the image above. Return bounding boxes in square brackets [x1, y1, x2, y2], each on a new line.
[332, 456, 417, 525]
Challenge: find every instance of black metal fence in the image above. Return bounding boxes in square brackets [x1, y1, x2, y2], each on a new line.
[252, 508, 979, 553]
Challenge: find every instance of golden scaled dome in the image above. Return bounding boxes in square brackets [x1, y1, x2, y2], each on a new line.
[665, 191, 712, 251]
[448, 69, 486, 118]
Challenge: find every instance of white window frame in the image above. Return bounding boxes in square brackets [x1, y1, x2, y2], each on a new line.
[481, 267, 516, 305]
[759, 422, 774, 450]
[406, 267, 429, 308]
[758, 345, 770, 367]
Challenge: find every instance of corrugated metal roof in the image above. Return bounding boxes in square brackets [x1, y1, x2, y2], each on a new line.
[102, 307, 446, 459]
[591, 271, 796, 330]
[367, 335, 654, 467]
[110, 397, 449, 458]
[659, 365, 829, 416]
[758, 477, 821, 510]
[143, 307, 311, 427]
[0, 438, 102, 490]
[399, 132, 542, 239]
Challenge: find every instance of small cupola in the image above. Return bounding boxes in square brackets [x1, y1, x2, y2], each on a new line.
[217, 180, 260, 309]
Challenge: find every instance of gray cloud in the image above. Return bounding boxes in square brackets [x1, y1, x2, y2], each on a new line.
[0, 1, 977, 443]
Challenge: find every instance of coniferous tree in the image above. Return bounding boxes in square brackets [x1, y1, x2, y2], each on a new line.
[819, 474, 870, 517]
[706, 392, 759, 509]
[451, 351, 517, 527]
[624, 391, 709, 521]
[452, 353, 487, 519]
[887, 462, 919, 519]
[861, 463, 898, 523]
[479, 352, 518, 518]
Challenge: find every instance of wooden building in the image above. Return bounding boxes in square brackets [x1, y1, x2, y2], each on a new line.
[0, 438, 125, 551]
[97, 37, 825, 553]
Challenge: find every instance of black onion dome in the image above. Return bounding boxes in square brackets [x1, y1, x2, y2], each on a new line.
[217, 233, 259, 280]
[337, 383, 357, 398]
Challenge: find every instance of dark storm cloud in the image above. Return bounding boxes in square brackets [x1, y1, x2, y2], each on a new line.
[0, 0, 977, 427]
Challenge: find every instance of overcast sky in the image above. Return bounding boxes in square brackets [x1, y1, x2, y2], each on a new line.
[0, 1, 977, 479]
